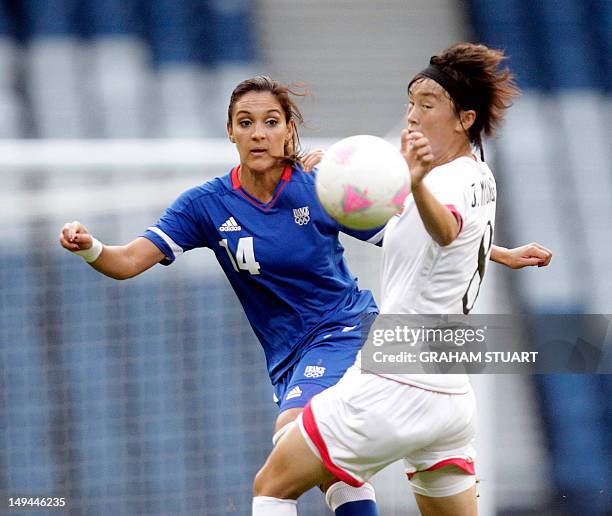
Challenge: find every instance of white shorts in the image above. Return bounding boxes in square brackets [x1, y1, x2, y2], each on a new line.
[298, 365, 476, 490]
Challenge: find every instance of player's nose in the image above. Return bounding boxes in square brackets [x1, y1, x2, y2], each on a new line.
[251, 121, 266, 139]
[406, 109, 418, 127]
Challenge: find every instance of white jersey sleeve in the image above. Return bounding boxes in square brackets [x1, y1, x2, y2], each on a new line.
[424, 163, 471, 231]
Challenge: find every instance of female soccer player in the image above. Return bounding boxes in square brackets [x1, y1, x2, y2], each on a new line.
[60, 75, 549, 516]
[251, 44, 537, 516]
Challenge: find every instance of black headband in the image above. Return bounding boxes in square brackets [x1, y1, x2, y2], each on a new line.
[409, 60, 477, 113]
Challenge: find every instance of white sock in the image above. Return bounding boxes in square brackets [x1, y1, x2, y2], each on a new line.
[325, 482, 376, 512]
[252, 496, 297, 516]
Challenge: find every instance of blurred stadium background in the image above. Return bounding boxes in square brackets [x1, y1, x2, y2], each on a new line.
[0, 0, 610, 514]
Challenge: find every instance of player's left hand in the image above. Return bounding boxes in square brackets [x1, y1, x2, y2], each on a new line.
[401, 129, 434, 188]
[501, 242, 553, 269]
[303, 148, 326, 172]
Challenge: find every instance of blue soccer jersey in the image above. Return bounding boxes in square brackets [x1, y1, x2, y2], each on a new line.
[143, 164, 383, 384]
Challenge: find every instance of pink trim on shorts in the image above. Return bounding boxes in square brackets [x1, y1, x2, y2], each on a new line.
[407, 458, 476, 480]
[302, 401, 364, 488]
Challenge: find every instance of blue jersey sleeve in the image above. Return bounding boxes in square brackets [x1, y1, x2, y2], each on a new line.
[339, 224, 386, 246]
[142, 188, 209, 265]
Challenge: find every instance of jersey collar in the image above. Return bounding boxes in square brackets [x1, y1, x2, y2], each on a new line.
[230, 165, 293, 210]
[231, 165, 292, 189]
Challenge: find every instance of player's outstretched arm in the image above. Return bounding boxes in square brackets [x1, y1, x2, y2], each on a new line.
[401, 130, 460, 246]
[59, 220, 165, 280]
[490, 243, 552, 269]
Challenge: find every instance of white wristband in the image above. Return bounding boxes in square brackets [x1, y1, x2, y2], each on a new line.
[75, 237, 104, 263]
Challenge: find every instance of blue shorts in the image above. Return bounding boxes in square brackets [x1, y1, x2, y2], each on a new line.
[273, 313, 377, 412]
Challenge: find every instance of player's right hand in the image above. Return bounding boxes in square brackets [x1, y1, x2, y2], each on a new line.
[59, 221, 93, 253]
[401, 129, 434, 188]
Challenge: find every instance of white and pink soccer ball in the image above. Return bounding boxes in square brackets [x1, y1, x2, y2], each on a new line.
[315, 135, 410, 230]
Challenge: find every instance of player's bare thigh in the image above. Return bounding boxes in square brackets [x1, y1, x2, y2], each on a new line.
[412, 466, 478, 516]
[415, 485, 477, 516]
[274, 407, 302, 434]
[254, 418, 335, 499]
[271, 408, 339, 493]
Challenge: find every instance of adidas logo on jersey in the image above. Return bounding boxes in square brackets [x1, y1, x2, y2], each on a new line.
[219, 217, 241, 232]
[285, 386, 302, 400]
[303, 366, 326, 378]
[293, 206, 310, 225]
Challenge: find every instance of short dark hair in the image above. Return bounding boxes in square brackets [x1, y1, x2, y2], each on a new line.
[410, 43, 520, 155]
[227, 75, 306, 166]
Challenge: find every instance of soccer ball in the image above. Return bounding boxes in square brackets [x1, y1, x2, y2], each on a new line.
[315, 135, 410, 230]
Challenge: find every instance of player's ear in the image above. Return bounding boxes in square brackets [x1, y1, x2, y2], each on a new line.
[283, 120, 295, 156]
[286, 119, 295, 143]
[227, 123, 235, 143]
[456, 109, 476, 133]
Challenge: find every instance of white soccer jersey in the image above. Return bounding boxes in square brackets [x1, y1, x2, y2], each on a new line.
[376, 155, 497, 393]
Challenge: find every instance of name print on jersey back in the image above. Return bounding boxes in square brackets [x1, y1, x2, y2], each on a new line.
[470, 176, 496, 208]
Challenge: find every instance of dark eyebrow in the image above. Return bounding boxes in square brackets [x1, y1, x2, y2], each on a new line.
[408, 91, 439, 100]
[235, 109, 283, 117]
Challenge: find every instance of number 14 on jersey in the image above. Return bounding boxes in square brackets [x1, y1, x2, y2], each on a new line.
[219, 237, 261, 275]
